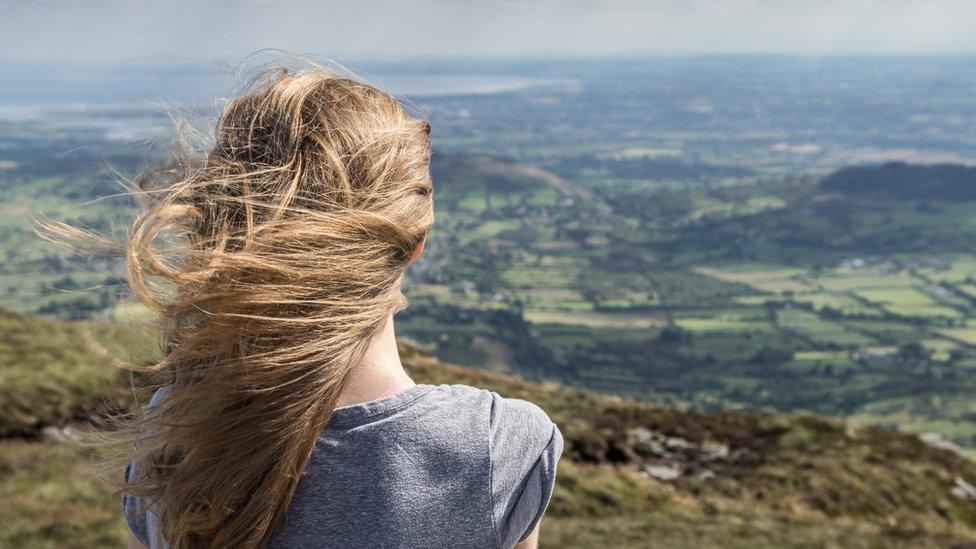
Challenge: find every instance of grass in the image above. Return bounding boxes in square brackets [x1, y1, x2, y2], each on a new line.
[855, 287, 962, 319]
[790, 292, 882, 316]
[0, 310, 159, 437]
[817, 271, 916, 292]
[682, 196, 787, 224]
[695, 266, 811, 294]
[843, 319, 927, 343]
[0, 441, 128, 548]
[503, 267, 579, 289]
[938, 326, 976, 346]
[777, 308, 876, 346]
[794, 350, 849, 362]
[673, 308, 773, 333]
[525, 310, 666, 329]
[522, 288, 594, 312]
[468, 219, 522, 240]
[917, 256, 976, 284]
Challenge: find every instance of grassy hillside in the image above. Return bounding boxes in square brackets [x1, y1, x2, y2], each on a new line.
[2, 310, 976, 547]
[0, 310, 159, 437]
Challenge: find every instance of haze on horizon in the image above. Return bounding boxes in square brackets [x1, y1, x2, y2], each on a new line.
[3, 0, 976, 66]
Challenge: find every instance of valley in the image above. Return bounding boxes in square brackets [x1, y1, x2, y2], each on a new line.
[3, 57, 976, 452]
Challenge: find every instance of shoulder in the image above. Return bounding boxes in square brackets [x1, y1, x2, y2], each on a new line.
[487, 392, 556, 448]
[409, 384, 494, 428]
[423, 382, 495, 406]
[419, 384, 560, 451]
[484, 390, 562, 486]
[418, 384, 563, 546]
[483, 391, 563, 548]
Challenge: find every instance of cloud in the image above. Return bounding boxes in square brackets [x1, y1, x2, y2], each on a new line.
[2, 0, 975, 62]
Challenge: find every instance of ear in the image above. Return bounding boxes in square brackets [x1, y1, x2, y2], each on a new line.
[407, 235, 426, 265]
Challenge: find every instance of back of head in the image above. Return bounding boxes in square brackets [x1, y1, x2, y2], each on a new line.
[122, 68, 434, 547]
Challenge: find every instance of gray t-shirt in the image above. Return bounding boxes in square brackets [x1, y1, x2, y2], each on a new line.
[124, 383, 563, 548]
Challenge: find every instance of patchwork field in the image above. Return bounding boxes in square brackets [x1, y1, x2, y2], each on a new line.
[6, 119, 976, 455]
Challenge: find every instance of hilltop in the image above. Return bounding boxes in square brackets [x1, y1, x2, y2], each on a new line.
[2, 310, 976, 547]
[821, 162, 976, 200]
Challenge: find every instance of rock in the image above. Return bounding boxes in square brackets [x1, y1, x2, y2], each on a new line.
[61, 425, 82, 441]
[697, 469, 717, 481]
[701, 442, 730, 461]
[951, 476, 976, 501]
[664, 436, 698, 452]
[920, 432, 967, 458]
[628, 426, 656, 444]
[628, 427, 666, 457]
[643, 462, 683, 481]
[40, 426, 66, 443]
[729, 447, 758, 465]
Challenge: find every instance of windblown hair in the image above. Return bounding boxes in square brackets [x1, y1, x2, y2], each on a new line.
[116, 68, 433, 547]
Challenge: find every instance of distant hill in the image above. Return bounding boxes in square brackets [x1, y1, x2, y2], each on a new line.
[657, 161, 976, 262]
[821, 161, 976, 200]
[430, 152, 581, 210]
[2, 310, 976, 547]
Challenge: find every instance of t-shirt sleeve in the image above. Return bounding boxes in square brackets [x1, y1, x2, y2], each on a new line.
[122, 386, 168, 546]
[488, 393, 564, 548]
[123, 461, 150, 545]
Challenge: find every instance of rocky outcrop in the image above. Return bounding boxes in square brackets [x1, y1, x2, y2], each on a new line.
[626, 426, 742, 482]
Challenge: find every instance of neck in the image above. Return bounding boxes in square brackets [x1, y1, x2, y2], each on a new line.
[335, 314, 414, 408]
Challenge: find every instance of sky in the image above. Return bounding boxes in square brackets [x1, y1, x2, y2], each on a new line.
[3, 0, 976, 64]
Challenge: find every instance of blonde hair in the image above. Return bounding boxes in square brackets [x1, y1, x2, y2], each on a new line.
[115, 67, 433, 547]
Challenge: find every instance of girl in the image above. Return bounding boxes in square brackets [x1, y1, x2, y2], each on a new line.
[118, 68, 562, 548]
